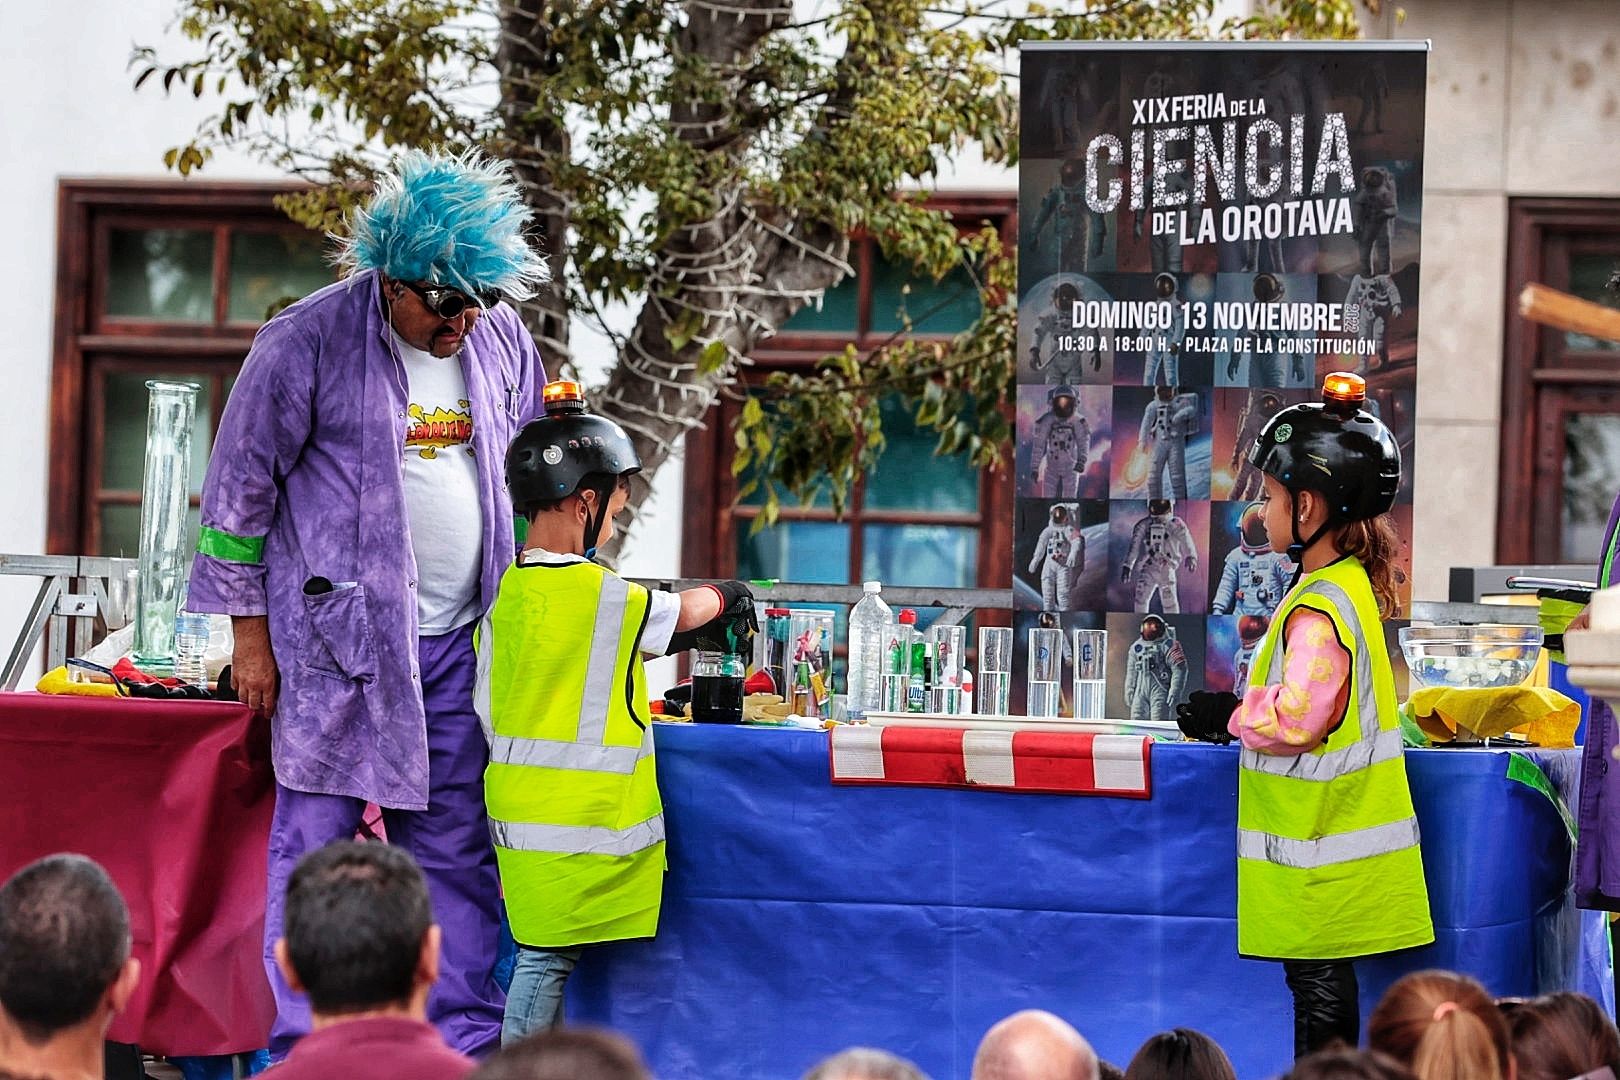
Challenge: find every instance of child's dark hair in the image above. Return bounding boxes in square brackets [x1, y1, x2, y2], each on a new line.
[1124, 1028, 1237, 1080]
[1504, 991, 1620, 1080]
[518, 471, 631, 523]
[1336, 512, 1404, 620]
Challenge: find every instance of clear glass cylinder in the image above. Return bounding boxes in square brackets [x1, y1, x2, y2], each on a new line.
[132, 380, 201, 671]
[1072, 629, 1108, 721]
[1027, 627, 1064, 718]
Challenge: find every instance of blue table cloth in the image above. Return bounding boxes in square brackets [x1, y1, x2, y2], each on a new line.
[567, 727, 1611, 1080]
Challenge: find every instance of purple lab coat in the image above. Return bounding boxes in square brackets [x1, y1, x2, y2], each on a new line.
[188, 271, 543, 810]
[1577, 492, 1620, 909]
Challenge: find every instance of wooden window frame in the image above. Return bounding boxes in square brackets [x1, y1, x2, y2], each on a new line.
[680, 192, 1017, 591]
[1499, 197, 1620, 563]
[48, 179, 316, 555]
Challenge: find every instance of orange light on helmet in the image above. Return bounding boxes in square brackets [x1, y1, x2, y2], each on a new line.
[542, 380, 586, 415]
[1321, 372, 1368, 418]
[1322, 372, 1366, 406]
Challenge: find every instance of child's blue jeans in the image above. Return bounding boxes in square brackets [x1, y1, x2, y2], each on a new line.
[503, 945, 583, 1044]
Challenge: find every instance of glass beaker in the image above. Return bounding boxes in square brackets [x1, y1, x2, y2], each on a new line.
[929, 623, 966, 714]
[691, 650, 745, 724]
[1027, 627, 1064, 717]
[132, 381, 200, 672]
[1072, 629, 1108, 721]
[977, 626, 1013, 716]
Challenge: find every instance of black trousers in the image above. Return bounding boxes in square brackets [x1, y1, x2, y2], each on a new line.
[1283, 960, 1360, 1059]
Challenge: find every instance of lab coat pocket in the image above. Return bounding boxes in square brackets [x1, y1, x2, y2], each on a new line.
[299, 585, 380, 683]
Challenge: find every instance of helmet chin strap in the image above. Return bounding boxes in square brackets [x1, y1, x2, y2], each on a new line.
[1286, 490, 1334, 587]
[580, 479, 617, 562]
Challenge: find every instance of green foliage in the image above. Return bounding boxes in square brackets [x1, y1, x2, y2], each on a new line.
[137, 0, 1373, 528]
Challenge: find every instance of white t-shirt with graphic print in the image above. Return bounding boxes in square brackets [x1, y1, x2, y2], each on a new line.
[396, 332, 484, 634]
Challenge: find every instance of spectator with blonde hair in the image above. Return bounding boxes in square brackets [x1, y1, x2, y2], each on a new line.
[1367, 971, 1513, 1080]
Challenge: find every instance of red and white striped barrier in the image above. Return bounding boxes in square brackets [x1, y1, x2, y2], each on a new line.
[829, 725, 1152, 798]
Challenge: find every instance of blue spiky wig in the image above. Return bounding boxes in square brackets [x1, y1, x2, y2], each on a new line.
[336, 149, 547, 301]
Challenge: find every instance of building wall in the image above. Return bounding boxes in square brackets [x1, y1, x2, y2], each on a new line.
[1364, 0, 1620, 597]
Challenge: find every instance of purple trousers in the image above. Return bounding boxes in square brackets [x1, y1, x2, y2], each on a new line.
[263, 624, 505, 1057]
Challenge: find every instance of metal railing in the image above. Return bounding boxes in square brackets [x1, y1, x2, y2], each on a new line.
[0, 556, 1547, 693]
[1, 554, 136, 691]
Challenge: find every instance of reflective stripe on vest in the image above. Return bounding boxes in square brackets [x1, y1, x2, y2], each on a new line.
[489, 732, 655, 774]
[578, 574, 630, 745]
[1237, 816, 1420, 870]
[490, 814, 666, 858]
[1241, 726, 1404, 781]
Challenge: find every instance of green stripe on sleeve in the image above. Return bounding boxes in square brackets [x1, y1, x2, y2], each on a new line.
[197, 525, 266, 565]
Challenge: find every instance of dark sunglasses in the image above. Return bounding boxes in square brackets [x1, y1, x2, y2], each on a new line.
[400, 280, 501, 319]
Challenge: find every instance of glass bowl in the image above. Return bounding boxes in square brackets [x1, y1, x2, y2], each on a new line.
[1398, 625, 1543, 690]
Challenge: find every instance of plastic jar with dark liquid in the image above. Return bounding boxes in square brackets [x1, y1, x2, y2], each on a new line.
[690, 650, 745, 724]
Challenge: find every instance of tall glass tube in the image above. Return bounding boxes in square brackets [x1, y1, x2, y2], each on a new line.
[132, 380, 200, 672]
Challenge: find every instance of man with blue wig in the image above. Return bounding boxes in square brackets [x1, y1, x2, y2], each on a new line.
[188, 150, 548, 1057]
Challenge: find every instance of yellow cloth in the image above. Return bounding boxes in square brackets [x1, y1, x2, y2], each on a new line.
[35, 666, 121, 697]
[1407, 686, 1580, 748]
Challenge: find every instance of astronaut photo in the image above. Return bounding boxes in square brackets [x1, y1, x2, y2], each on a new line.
[1211, 503, 1295, 617]
[1226, 274, 1305, 387]
[1031, 282, 1101, 384]
[1345, 273, 1403, 371]
[1028, 502, 1085, 612]
[1229, 389, 1283, 501]
[1143, 274, 1185, 387]
[1354, 165, 1399, 277]
[1233, 614, 1270, 689]
[1123, 614, 1188, 724]
[1031, 385, 1092, 498]
[1123, 499, 1197, 614]
[1029, 159, 1107, 273]
[1134, 168, 1192, 273]
[1140, 385, 1199, 500]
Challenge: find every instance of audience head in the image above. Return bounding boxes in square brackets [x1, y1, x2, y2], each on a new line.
[1284, 1048, 1418, 1080]
[469, 1027, 651, 1080]
[1099, 1063, 1126, 1080]
[0, 853, 139, 1042]
[1368, 970, 1513, 1080]
[973, 1010, 1099, 1080]
[275, 841, 437, 1017]
[1503, 991, 1620, 1080]
[804, 1047, 931, 1080]
[1123, 1029, 1236, 1080]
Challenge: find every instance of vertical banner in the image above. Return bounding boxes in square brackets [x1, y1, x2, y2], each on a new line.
[1014, 42, 1427, 721]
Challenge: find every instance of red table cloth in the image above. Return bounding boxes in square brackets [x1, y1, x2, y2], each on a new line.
[0, 692, 275, 1054]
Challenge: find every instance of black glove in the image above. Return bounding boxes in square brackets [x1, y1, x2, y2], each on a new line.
[1175, 690, 1240, 743]
[667, 581, 758, 654]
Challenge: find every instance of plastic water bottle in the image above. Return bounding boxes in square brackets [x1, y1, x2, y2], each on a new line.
[173, 611, 210, 688]
[844, 581, 892, 718]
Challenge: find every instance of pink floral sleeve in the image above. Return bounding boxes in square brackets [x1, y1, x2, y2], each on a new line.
[1227, 608, 1351, 756]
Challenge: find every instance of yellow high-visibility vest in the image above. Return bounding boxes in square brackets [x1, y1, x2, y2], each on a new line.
[1238, 556, 1434, 960]
[475, 554, 664, 948]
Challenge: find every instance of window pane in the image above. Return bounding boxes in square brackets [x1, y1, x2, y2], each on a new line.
[101, 375, 212, 496]
[99, 503, 201, 558]
[736, 520, 851, 583]
[1567, 253, 1620, 352]
[107, 229, 215, 321]
[1564, 413, 1620, 560]
[863, 395, 979, 512]
[869, 257, 981, 335]
[781, 275, 859, 333]
[228, 230, 333, 323]
[861, 523, 977, 588]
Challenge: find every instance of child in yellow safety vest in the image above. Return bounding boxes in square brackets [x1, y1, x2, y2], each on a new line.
[1177, 372, 1434, 1060]
[476, 380, 756, 1043]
